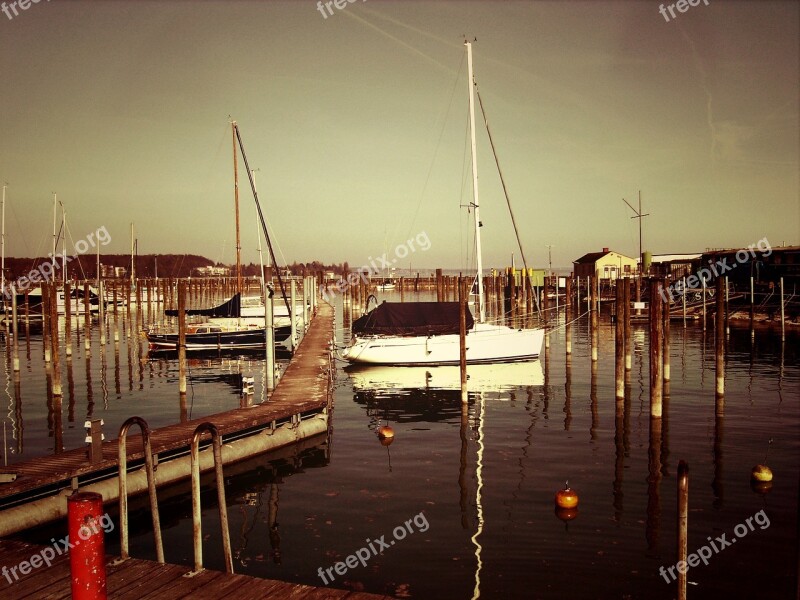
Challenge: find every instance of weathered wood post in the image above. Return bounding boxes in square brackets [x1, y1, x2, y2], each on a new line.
[564, 276, 572, 356]
[64, 281, 72, 358]
[42, 283, 51, 363]
[84, 282, 91, 355]
[649, 279, 663, 417]
[663, 279, 670, 382]
[624, 277, 632, 371]
[590, 276, 598, 363]
[49, 283, 62, 398]
[11, 288, 19, 373]
[615, 281, 624, 400]
[178, 280, 187, 397]
[459, 277, 467, 403]
[715, 275, 725, 398]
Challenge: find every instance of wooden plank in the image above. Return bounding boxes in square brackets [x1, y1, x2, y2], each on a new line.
[136, 568, 225, 599]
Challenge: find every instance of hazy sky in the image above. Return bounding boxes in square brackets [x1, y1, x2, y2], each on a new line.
[1, 0, 797, 272]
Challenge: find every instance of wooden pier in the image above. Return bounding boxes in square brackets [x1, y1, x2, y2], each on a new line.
[0, 302, 335, 535]
[0, 539, 389, 599]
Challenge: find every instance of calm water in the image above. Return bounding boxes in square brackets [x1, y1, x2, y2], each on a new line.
[5, 295, 799, 599]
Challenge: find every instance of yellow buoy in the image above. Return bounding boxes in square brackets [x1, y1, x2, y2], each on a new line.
[751, 480, 773, 495]
[555, 482, 579, 509]
[751, 464, 773, 483]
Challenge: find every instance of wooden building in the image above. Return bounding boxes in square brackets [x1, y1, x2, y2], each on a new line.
[573, 248, 637, 280]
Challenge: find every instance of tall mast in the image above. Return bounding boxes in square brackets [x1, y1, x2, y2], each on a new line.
[52, 192, 57, 259]
[232, 121, 243, 295]
[466, 40, 485, 323]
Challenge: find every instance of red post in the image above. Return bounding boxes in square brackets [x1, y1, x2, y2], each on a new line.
[68, 492, 107, 600]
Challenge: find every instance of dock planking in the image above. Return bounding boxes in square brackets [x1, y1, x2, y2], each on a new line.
[0, 539, 391, 599]
[0, 302, 335, 506]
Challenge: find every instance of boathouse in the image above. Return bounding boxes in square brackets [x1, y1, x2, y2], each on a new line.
[573, 248, 637, 280]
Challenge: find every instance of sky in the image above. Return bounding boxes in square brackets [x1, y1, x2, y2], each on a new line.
[1, 0, 797, 273]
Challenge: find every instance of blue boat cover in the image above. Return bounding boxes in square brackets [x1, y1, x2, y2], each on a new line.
[351, 301, 473, 336]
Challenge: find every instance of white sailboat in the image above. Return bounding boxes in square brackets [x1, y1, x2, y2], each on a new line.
[342, 41, 544, 366]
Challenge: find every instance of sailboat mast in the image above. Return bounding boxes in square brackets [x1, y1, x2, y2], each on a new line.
[466, 41, 485, 323]
[232, 121, 243, 295]
[52, 193, 57, 259]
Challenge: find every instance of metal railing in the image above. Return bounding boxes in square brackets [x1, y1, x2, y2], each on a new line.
[188, 422, 233, 575]
[117, 416, 164, 563]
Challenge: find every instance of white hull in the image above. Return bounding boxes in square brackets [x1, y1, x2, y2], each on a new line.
[343, 322, 544, 366]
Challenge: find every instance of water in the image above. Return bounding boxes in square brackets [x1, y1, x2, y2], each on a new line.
[5, 296, 799, 599]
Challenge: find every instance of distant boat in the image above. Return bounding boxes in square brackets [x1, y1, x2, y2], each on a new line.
[343, 41, 544, 366]
[375, 279, 396, 291]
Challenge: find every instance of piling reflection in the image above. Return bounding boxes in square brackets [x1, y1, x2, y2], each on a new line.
[66, 358, 75, 424]
[646, 416, 662, 554]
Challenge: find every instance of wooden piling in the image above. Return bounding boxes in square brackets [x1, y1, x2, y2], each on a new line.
[780, 276, 785, 342]
[458, 278, 467, 403]
[565, 277, 572, 356]
[99, 280, 106, 346]
[84, 283, 91, 354]
[677, 460, 689, 600]
[42, 283, 50, 363]
[615, 281, 624, 400]
[49, 283, 62, 398]
[64, 281, 72, 357]
[623, 277, 631, 371]
[435, 268, 443, 302]
[178, 280, 187, 396]
[649, 279, 663, 418]
[11, 288, 19, 373]
[590, 276, 598, 363]
[663, 280, 670, 382]
[715, 275, 725, 398]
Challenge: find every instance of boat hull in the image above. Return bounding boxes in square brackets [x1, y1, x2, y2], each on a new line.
[342, 323, 544, 366]
[147, 325, 292, 351]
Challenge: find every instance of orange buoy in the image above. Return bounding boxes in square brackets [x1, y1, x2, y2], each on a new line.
[377, 425, 395, 445]
[555, 482, 579, 509]
[751, 464, 773, 483]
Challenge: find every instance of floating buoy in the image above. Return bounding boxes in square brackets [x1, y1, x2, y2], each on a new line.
[377, 425, 394, 446]
[555, 482, 579, 509]
[751, 464, 773, 483]
[555, 506, 578, 522]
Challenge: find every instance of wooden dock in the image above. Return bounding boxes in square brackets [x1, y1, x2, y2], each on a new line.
[0, 303, 335, 534]
[0, 539, 390, 599]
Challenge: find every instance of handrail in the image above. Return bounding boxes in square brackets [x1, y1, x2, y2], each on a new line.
[189, 422, 234, 575]
[117, 416, 164, 563]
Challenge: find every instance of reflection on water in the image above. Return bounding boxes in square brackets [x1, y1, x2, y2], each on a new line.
[5, 300, 800, 599]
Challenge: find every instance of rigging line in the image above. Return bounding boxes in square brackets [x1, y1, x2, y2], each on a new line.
[64, 220, 88, 280]
[233, 124, 292, 317]
[474, 86, 542, 318]
[406, 51, 466, 250]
